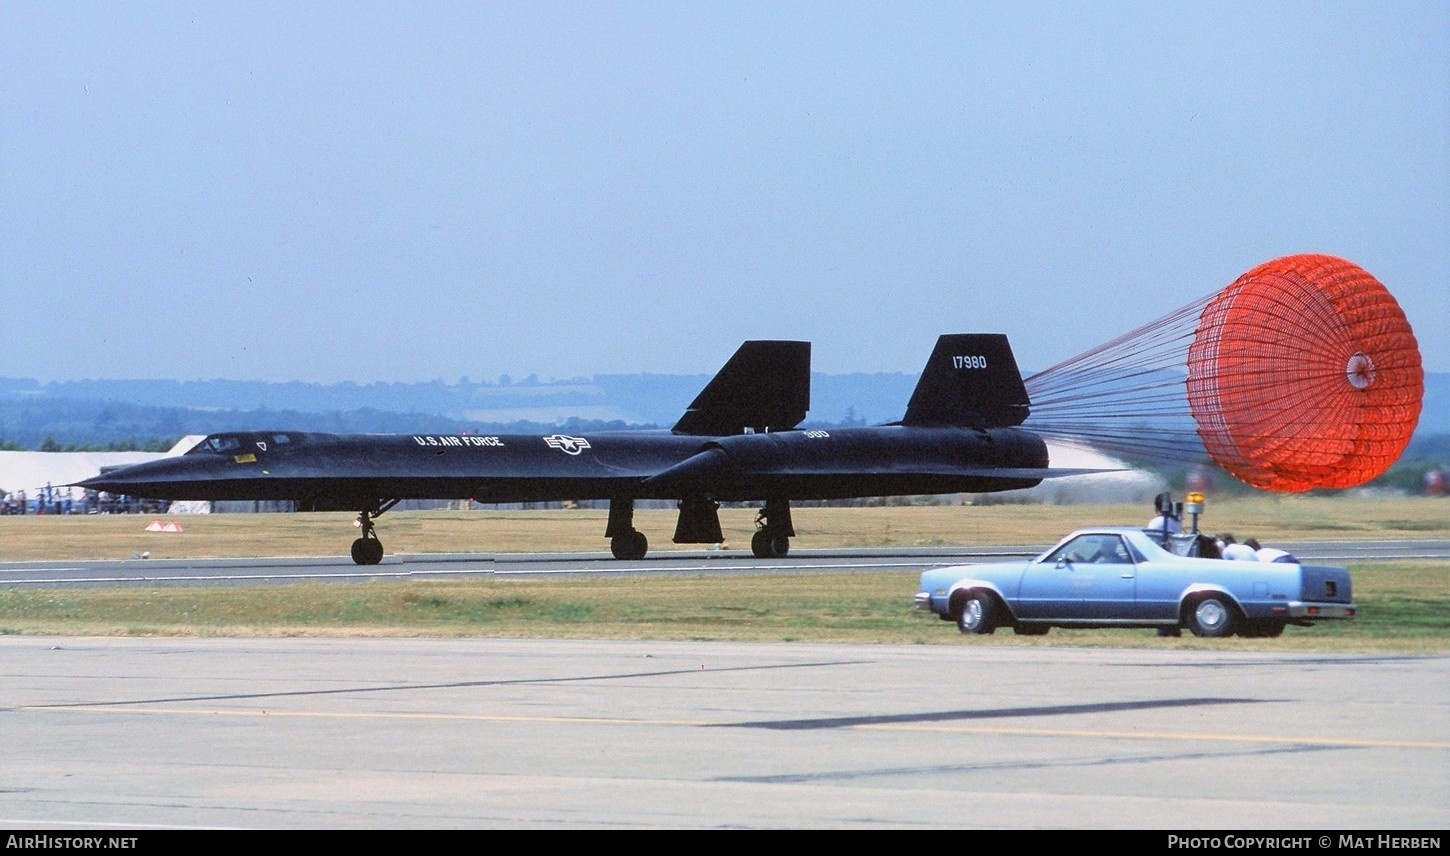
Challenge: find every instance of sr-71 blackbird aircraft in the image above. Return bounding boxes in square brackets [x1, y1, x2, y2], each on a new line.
[78, 334, 1101, 564]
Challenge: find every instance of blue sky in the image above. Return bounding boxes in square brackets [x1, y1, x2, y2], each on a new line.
[2, 1, 1445, 383]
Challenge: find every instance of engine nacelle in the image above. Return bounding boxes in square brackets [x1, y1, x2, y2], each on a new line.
[643, 425, 1049, 500]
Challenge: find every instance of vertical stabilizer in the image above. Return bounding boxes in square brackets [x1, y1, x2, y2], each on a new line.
[901, 334, 1030, 427]
[672, 341, 811, 435]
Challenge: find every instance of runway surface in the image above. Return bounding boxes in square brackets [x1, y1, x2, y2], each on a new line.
[1, 636, 1446, 829]
[3, 539, 1448, 588]
[2, 543, 1447, 829]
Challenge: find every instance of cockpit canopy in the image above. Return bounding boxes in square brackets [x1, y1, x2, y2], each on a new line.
[186, 432, 310, 455]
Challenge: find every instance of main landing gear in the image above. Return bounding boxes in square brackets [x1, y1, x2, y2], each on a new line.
[607, 497, 648, 560]
[611, 530, 648, 560]
[605, 495, 795, 560]
[350, 500, 400, 565]
[750, 497, 793, 558]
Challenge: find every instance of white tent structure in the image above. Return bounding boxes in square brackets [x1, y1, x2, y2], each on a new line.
[0, 436, 205, 512]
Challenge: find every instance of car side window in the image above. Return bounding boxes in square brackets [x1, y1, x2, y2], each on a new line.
[1047, 534, 1132, 565]
[1048, 535, 1097, 565]
[1046, 538, 1080, 564]
[1087, 535, 1130, 564]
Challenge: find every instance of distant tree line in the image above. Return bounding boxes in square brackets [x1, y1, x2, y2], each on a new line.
[0, 397, 661, 452]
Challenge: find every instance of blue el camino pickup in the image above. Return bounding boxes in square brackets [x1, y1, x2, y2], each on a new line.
[914, 527, 1356, 638]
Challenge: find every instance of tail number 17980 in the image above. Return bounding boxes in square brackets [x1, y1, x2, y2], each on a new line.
[953, 355, 988, 369]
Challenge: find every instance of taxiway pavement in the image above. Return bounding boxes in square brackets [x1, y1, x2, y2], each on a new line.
[2, 539, 1447, 588]
[1, 636, 1446, 829]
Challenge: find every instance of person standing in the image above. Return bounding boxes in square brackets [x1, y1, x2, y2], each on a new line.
[1147, 492, 1181, 535]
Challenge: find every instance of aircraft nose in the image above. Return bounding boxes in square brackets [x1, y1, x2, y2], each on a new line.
[72, 456, 202, 494]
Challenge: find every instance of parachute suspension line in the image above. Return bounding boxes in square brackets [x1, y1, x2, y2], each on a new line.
[1023, 254, 1423, 491]
[1024, 294, 1215, 466]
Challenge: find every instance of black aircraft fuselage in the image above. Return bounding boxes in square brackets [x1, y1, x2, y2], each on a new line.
[103, 426, 1049, 507]
[78, 334, 1091, 564]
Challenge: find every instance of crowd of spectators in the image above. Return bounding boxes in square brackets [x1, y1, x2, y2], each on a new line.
[0, 485, 169, 515]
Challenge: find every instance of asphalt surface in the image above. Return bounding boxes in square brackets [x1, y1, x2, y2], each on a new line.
[2, 543, 1446, 829]
[3, 539, 1448, 588]
[1, 636, 1446, 829]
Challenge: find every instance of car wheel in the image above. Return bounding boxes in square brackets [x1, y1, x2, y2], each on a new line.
[956, 592, 998, 635]
[1186, 595, 1237, 638]
[1013, 623, 1049, 636]
[1238, 619, 1286, 638]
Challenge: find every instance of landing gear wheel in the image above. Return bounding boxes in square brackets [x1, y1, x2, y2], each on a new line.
[1187, 595, 1237, 637]
[350, 502, 396, 566]
[956, 592, 999, 635]
[751, 498, 793, 558]
[351, 537, 384, 566]
[751, 530, 789, 558]
[610, 530, 648, 560]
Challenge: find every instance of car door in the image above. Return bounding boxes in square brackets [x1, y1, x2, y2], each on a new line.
[1014, 552, 1078, 619]
[1075, 534, 1138, 618]
[1018, 534, 1134, 620]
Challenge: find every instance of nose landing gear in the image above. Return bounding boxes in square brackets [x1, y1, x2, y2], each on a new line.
[350, 500, 400, 565]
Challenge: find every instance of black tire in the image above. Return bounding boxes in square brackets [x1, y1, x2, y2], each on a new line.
[350, 537, 384, 566]
[956, 592, 999, 635]
[1239, 619, 1286, 638]
[751, 531, 789, 558]
[611, 530, 648, 560]
[1186, 594, 1238, 637]
[1013, 623, 1049, 636]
